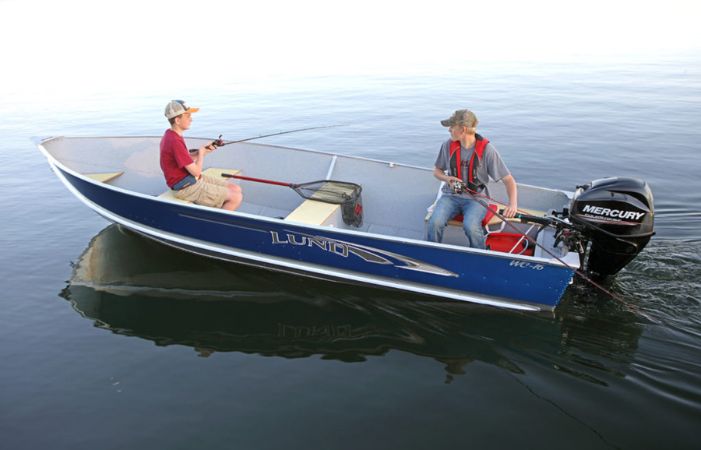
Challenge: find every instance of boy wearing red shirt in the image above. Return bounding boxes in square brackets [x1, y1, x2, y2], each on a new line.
[160, 100, 242, 211]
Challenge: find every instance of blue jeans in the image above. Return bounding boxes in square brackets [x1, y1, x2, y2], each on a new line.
[426, 195, 487, 248]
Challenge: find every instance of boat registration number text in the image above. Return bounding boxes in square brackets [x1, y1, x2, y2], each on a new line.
[510, 260, 545, 270]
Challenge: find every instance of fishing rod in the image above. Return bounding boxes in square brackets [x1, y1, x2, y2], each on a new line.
[220, 124, 343, 146]
[190, 124, 344, 152]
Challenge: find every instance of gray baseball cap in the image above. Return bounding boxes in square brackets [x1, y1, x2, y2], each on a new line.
[441, 109, 478, 128]
[164, 100, 200, 119]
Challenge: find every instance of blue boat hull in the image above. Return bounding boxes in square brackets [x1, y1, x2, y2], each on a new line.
[55, 166, 575, 311]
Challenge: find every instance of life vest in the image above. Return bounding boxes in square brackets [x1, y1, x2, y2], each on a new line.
[449, 133, 489, 193]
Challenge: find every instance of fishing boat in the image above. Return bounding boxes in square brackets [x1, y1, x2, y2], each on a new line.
[36, 135, 654, 312]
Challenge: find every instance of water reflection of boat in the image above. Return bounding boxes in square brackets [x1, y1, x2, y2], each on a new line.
[62, 225, 643, 382]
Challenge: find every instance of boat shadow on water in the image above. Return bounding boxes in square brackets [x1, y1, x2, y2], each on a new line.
[61, 224, 644, 384]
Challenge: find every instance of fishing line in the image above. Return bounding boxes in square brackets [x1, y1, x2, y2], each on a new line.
[202, 124, 345, 149]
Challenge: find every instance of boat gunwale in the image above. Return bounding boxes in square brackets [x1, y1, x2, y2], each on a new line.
[40, 135, 574, 197]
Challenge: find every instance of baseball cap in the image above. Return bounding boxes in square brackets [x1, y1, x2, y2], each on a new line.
[441, 109, 478, 128]
[164, 100, 200, 119]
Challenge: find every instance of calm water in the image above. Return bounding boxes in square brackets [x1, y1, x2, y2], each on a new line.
[2, 55, 701, 449]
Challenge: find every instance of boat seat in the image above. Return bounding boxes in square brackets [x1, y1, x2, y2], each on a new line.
[85, 172, 123, 183]
[285, 200, 340, 225]
[158, 189, 190, 203]
[157, 167, 240, 204]
[284, 182, 356, 226]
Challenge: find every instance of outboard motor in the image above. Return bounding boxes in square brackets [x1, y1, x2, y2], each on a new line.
[569, 177, 655, 279]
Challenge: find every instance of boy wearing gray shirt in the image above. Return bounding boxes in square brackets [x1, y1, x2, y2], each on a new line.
[426, 109, 519, 248]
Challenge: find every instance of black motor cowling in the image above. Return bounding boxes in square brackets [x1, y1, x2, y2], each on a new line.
[569, 177, 654, 279]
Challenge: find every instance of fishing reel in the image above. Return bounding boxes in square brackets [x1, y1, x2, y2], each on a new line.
[209, 134, 225, 148]
[451, 180, 467, 194]
[189, 135, 225, 154]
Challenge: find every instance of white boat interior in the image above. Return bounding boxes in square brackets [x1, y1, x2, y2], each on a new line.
[41, 136, 576, 261]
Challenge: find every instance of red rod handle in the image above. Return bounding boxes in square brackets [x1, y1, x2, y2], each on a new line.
[222, 173, 291, 187]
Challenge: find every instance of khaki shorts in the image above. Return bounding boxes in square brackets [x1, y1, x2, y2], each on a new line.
[174, 174, 229, 208]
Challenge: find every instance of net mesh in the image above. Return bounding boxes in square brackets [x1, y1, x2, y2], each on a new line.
[293, 180, 357, 203]
[293, 180, 363, 227]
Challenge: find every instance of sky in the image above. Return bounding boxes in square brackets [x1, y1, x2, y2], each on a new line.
[0, 0, 699, 101]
